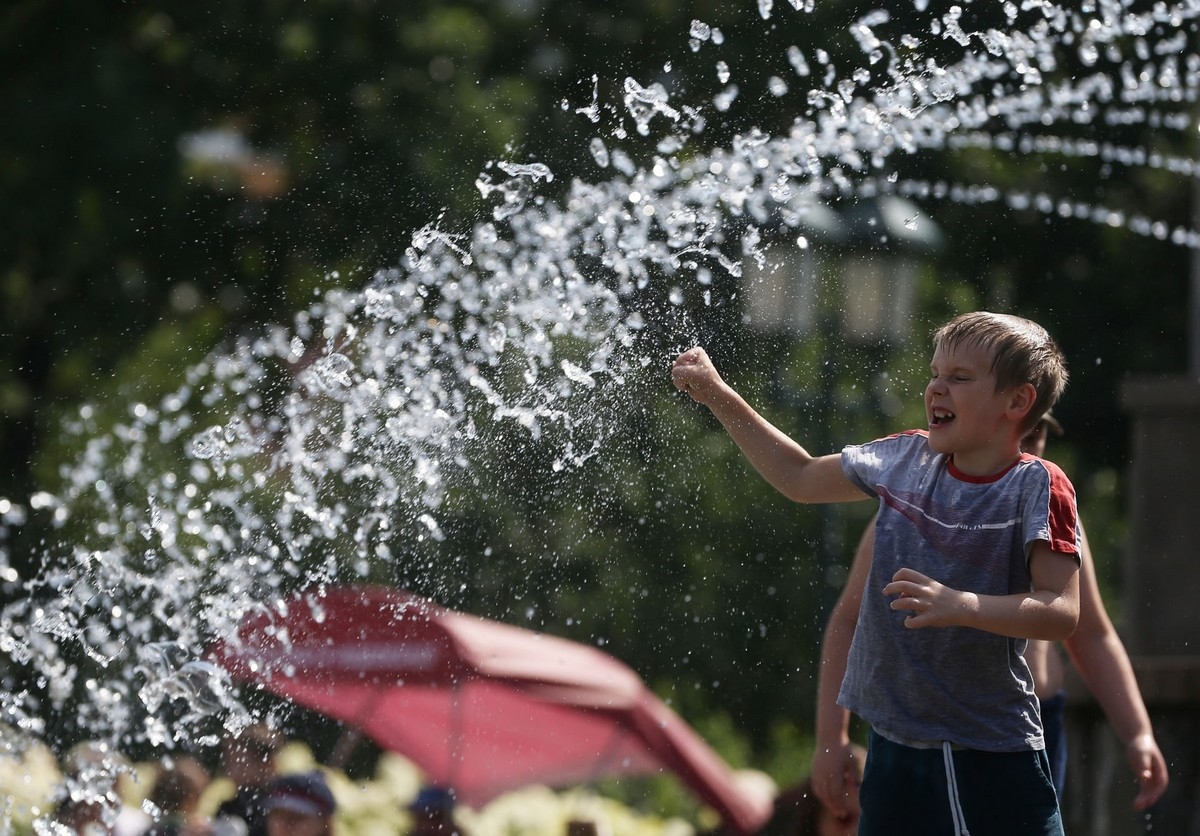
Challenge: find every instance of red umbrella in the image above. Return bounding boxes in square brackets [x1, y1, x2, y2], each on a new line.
[208, 585, 771, 835]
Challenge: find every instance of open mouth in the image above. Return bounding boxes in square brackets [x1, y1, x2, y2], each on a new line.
[930, 408, 956, 427]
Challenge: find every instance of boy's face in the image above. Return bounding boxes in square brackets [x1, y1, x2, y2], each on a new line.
[925, 341, 1016, 456]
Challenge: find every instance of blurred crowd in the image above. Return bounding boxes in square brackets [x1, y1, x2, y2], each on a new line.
[49, 724, 464, 836]
[46, 721, 846, 836]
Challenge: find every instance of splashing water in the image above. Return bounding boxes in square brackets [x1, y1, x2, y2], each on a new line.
[3, 0, 1200, 822]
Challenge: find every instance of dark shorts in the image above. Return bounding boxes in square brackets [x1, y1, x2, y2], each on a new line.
[1039, 691, 1068, 799]
[858, 728, 1064, 836]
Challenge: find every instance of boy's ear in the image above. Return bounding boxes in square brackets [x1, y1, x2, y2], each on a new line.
[1006, 382, 1037, 423]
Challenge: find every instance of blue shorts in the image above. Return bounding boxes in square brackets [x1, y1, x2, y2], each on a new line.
[1039, 691, 1068, 799]
[858, 728, 1064, 836]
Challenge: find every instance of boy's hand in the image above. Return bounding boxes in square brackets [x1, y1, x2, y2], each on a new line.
[883, 568, 964, 628]
[671, 347, 725, 404]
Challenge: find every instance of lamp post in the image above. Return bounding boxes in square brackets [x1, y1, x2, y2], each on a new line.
[838, 195, 943, 344]
[741, 193, 944, 621]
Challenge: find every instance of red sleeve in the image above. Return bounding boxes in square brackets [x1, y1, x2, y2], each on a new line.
[1043, 460, 1080, 558]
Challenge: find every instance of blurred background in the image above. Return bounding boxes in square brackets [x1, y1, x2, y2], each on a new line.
[1, 0, 1194, 804]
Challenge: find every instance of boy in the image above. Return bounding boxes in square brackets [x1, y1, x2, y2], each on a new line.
[810, 413, 1168, 825]
[672, 311, 1081, 836]
[811, 415, 1166, 820]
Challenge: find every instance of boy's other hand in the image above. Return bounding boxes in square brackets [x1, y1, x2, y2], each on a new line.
[883, 568, 961, 628]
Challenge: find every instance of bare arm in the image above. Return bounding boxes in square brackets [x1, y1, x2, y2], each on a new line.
[671, 347, 865, 504]
[883, 541, 1080, 641]
[811, 516, 874, 820]
[1064, 527, 1168, 810]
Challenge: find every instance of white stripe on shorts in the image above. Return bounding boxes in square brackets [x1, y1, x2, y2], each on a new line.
[942, 741, 972, 836]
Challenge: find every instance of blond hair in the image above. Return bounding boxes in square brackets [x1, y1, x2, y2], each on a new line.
[933, 311, 1068, 434]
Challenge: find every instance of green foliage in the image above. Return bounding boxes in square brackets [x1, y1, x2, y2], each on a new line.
[758, 722, 817, 790]
[1074, 466, 1128, 619]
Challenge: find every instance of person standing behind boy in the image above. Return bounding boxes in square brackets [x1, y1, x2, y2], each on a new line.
[1016, 417, 1165, 810]
[673, 311, 1081, 836]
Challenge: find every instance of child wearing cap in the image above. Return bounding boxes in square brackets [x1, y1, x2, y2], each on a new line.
[409, 786, 461, 836]
[264, 772, 337, 836]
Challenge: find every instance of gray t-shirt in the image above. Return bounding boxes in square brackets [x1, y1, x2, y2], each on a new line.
[840, 430, 1081, 752]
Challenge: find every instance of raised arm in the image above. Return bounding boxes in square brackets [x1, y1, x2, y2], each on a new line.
[811, 515, 874, 820]
[671, 347, 863, 504]
[1064, 527, 1168, 810]
[883, 541, 1080, 641]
